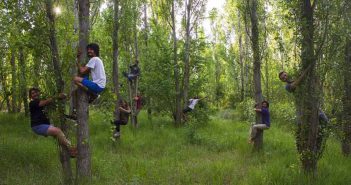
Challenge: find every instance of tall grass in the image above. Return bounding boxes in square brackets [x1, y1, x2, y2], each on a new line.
[1, 111, 350, 185]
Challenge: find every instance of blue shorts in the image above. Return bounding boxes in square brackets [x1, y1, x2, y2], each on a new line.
[32, 124, 52, 136]
[82, 78, 104, 94]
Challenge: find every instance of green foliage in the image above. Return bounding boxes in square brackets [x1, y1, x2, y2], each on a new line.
[270, 101, 296, 124]
[235, 98, 256, 121]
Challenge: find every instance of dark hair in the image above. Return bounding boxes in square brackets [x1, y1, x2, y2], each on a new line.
[278, 71, 286, 79]
[118, 99, 128, 106]
[87, 43, 100, 56]
[262, 100, 269, 108]
[28, 87, 40, 98]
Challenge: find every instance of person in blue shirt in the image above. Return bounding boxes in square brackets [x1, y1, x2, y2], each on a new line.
[249, 101, 270, 143]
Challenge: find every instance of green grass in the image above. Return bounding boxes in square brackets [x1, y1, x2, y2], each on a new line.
[1, 111, 351, 185]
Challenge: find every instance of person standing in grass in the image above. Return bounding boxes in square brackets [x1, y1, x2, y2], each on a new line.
[249, 101, 270, 143]
[112, 99, 131, 138]
[29, 87, 77, 157]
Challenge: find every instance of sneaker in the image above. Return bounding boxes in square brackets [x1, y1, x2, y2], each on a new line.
[113, 131, 120, 138]
[89, 93, 100, 104]
[68, 147, 77, 158]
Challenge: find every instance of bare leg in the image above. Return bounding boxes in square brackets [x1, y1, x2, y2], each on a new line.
[249, 124, 269, 142]
[73, 76, 89, 91]
[47, 126, 71, 147]
[47, 126, 77, 157]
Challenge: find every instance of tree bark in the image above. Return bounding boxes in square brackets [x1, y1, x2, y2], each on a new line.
[131, 15, 139, 127]
[76, 0, 91, 181]
[0, 56, 11, 112]
[172, 0, 182, 125]
[10, 51, 17, 113]
[238, 11, 245, 102]
[183, 0, 191, 107]
[113, 0, 121, 122]
[45, 0, 73, 183]
[249, 0, 264, 151]
[143, 2, 153, 122]
[18, 47, 28, 116]
[295, 0, 321, 174]
[342, 38, 351, 155]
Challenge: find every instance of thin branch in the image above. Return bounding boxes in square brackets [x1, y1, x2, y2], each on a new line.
[314, 8, 329, 60]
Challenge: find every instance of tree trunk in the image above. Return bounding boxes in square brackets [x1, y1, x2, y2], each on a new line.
[172, 0, 182, 125]
[10, 51, 17, 113]
[183, 0, 191, 107]
[113, 0, 121, 122]
[33, 55, 40, 87]
[295, 0, 321, 174]
[45, 0, 73, 183]
[0, 56, 11, 112]
[342, 38, 351, 156]
[249, 0, 264, 151]
[131, 18, 139, 127]
[70, 0, 79, 114]
[238, 11, 245, 102]
[76, 0, 91, 181]
[143, 2, 153, 122]
[18, 47, 28, 116]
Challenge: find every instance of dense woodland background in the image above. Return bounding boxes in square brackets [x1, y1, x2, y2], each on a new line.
[0, 0, 351, 184]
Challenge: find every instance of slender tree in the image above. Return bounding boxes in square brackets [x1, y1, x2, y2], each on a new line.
[183, 0, 192, 106]
[45, 0, 73, 183]
[171, 0, 182, 125]
[113, 0, 121, 125]
[18, 46, 28, 116]
[341, 0, 351, 155]
[294, 0, 323, 173]
[76, 0, 91, 180]
[248, 0, 264, 150]
[9, 51, 18, 113]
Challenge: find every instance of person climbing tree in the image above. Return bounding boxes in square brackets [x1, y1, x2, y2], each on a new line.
[123, 60, 140, 81]
[278, 69, 329, 122]
[182, 96, 206, 121]
[278, 66, 330, 168]
[28, 87, 77, 157]
[73, 43, 106, 103]
[249, 101, 270, 144]
[112, 99, 131, 138]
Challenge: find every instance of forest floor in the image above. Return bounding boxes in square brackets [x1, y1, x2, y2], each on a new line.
[1, 110, 351, 185]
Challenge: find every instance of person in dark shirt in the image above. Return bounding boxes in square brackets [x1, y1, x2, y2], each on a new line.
[249, 101, 270, 143]
[29, 87, 77, 157]
[278, 68, 329, 122]
[123, 60, 140, 81]
[112, 99, 131, 138]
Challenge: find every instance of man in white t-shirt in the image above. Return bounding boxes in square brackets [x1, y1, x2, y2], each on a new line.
[73, 43, 106, 100]
[183, 96, 206, 113]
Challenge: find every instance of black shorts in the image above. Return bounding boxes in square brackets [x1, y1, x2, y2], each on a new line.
[183, 107, 192, 113]
[114, 120, 128, 125]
